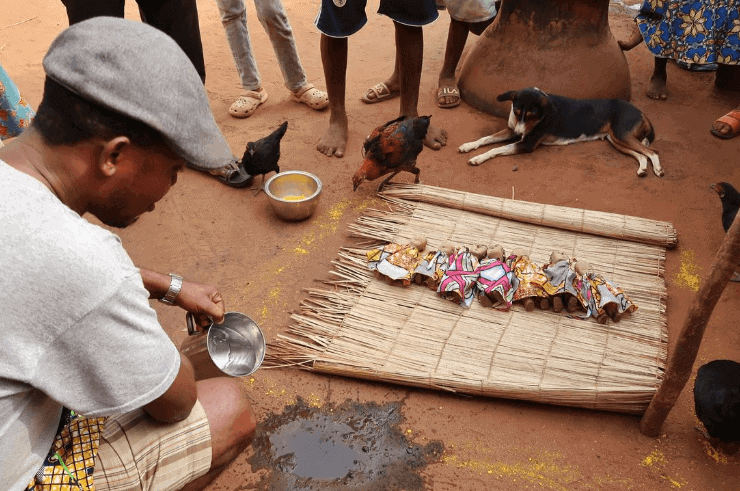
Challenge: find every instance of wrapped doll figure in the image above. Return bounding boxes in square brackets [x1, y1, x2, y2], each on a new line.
[574, 260, 637, 324]
[438, 245, 482, 307]
[508, 249, 550, 312]
[542, 251, 583, 313]
[414, 242, 455, 290]
[367, 236, 427, 286]
[476, 245, 518, 310]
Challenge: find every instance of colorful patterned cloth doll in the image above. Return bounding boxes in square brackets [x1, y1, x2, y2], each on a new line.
[542, 251, 582, 313]
[508, 251, 550, 311]
[574, 260, 637, 324]
[438, 246, 481, 307]
[476, 245, 517, 310]
[367, 236, 426, 286]
[414, 243, 454, 290]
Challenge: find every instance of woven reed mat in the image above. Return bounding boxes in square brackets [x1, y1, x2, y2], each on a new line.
[267, 184, 673, 414]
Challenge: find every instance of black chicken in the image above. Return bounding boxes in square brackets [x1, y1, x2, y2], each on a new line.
[352, 115, 430, 192]
[694, 360, 740, 447]
[710, 182, 740, 281]
[240, 121, 288, 195]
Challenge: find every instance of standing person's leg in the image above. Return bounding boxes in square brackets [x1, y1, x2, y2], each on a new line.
[437, 18, 469, 108]
[216, 0, 268, 118]
[711, 64, 740, 139]
[137, 0, 207, 83]
[436, 0, 496, 108]
[254, 0, 328, 110]
[393, 22, 447, 150]
[314, 0, 367, 157]
[60, 0, 125, 24]
[647, 57, 668, 100]
[317, 34, 348, 158]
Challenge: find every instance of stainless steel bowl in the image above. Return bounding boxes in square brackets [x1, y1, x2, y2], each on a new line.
[264, 171, 322, 221]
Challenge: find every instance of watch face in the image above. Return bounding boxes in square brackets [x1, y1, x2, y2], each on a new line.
[333, 0, 346, 7]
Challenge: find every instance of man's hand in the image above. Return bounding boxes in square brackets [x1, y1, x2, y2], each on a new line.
[139, 269, 226, 327]
[176, 280, 225, 328]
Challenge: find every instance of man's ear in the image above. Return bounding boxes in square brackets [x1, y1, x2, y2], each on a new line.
[99, 136, 131, 177]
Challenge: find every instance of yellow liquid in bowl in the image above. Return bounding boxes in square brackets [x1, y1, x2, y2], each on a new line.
[282, 194, 306, 201]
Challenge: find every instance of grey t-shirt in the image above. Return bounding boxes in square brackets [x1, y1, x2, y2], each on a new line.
[0, 160, 181, 490]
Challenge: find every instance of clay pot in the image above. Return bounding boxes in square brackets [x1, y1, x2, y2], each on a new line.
[458, 0, 631, 117]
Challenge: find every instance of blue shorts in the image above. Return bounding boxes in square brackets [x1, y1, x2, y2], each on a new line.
[315, 0, 438, 38]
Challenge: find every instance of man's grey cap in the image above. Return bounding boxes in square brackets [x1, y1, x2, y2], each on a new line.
[42, 17, 232, 170]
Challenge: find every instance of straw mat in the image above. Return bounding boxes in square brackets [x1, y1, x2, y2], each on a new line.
[267, 185, 672, 414]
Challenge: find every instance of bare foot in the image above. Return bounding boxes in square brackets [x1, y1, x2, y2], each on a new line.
[618, 22, 642, 51]
[424, 124, 447, 150]
[647, 74, 668, 100]
[317, 115, 348, 158]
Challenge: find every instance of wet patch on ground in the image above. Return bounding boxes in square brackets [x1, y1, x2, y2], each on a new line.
[245, 397, 444, 491]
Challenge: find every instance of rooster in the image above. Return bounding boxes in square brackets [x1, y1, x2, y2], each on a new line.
[240, 121, 288, 195]
[694, 360, 740, 451]
[352, 115, 431, 192]
[710, 182, 740, 281]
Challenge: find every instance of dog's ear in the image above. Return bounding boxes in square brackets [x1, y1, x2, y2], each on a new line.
[497, 90, 517, 102]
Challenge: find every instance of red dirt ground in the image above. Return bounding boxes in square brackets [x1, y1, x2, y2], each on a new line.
[2, 1, 740, 489]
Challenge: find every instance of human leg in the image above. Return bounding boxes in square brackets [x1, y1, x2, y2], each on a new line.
[254, 0, 307, 93]
[254, 0, 328, 110]
[137, 0, 207, 83]
[179, 378, 257, 491]
[647, 57, 668, 100]
[317, 34, 348, 158]
[60, 0, 125, 24]
[394, 21, 447, 150]
[711, 64, 740, 139]
[314, 0, 366, 157]
[94, 378, 255, 491]
[437, 0, 496, 108]
[437, 17, 469, 108]
[216, 0, 269, 117]
[217, 0, 262, 91]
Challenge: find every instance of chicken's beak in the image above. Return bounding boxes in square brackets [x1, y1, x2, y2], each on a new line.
[353, 183, 359, 192]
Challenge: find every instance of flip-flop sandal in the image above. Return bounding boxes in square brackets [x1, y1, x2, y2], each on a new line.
[229, 89, 268, 118]
[437, 86, 461, 108]
[710, 109, 740, 140]
[361, 82, 399, 104]
[209, 160, 254, 188]
[291, 83, 329, 110]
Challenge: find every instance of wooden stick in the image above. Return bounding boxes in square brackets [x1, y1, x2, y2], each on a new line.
[639, 213, 740, 436]
[0, 16, 38, 30]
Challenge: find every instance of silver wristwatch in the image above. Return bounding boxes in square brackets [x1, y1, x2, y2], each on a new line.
[159, 274, 183, 305]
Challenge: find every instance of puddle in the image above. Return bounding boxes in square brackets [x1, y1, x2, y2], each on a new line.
[246, 397, 444, 490]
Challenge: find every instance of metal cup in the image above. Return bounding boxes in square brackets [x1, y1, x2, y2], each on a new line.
[179, 311, 266, 381]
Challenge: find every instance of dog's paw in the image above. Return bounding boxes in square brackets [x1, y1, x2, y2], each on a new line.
[459, 143, 476, 154]
[654, 168, 665, 178]
[468, 156, 485, 166]
[636, 168, 647, 177]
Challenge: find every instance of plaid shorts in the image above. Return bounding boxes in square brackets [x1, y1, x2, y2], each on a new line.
[94, 400, 212, 491]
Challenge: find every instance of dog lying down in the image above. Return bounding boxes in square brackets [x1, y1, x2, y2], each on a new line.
[458, 87, 664, 177]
